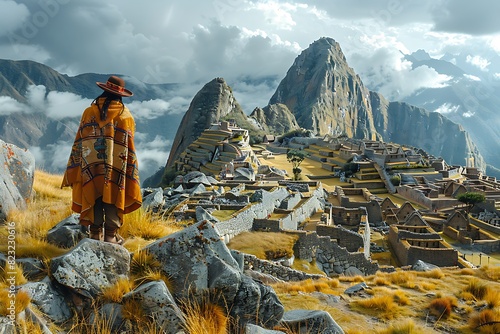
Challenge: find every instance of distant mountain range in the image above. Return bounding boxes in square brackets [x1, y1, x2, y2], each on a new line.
[0, 37, 496, 184]
[401, 49, 500, 176]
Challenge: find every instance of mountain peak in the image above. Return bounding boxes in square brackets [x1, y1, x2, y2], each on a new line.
[410, 49, 432, 61]
[165, 77, 246, 168]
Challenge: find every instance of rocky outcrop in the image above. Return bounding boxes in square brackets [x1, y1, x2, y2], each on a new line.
[250, 104, 299, 135]
[0, 140, 35, 221]
[144, 220, 285, 329]
[262, 37, 485, 172]
[14, 216, 345, 333]
[165, 78, 260, 169]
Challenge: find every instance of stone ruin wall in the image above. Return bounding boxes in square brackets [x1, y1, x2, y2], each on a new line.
[315, 224, 363, 252]
[335, 187, 383, 224]
[242, 253, 325, 282]
[215, 187, 289, 242]
[407, 246, 459, 267]
[289, 230, 379, 276]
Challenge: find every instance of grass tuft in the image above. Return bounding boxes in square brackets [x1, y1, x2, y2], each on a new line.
[354, 295, 397, 318]
[377, 319, 431, 334]
[484, 289, 500, 309]
[100, 277, 134, 303]
[428, 296, 457, 319]
[122, 210, 181, 240]
[179, 295, 228, 334]
[469, 309, 500, 334]
[388, 270, 416, 287]
[130, 250, 161, 279]
[464, 278, 489, 300]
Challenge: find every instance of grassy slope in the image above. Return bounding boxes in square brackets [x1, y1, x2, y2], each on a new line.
[1, 170, 500, 334]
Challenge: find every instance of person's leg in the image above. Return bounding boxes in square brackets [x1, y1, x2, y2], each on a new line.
[103, 203, 124, 245]
[90, 197, 104, 241]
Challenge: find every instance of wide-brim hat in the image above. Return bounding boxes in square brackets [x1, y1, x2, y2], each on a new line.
[96, 75, 133, 97]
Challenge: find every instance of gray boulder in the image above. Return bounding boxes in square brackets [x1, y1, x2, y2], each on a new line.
[50, 239, 130, 298]
[344, 266, 363, 277]
[234, 167, 255, 181]
[142, 187, 165, 211]
[188, 183, 206, 195]
[46, 214, 87, 248]
[144, 221, 284, 329]
[188, 174, 212, 186]
[122, 280, 183, 334]
[144, 220, 242, 297]
[412, 260, 439, 272]
[280, 309, 344, 334]
[206, 175, 219, 185]
[195, 206, 219, 223]
[344, 282, 370, 296]
[16, 257, 45, 280]
[19, 276, 73, 324]
[0, 140, 35, 222]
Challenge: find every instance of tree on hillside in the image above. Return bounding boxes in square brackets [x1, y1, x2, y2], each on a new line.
[456, 192, 485, 213]
[287, 149, 308, 181]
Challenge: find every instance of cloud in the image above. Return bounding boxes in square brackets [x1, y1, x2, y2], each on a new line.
[0, 0, 30, 36]
[128, 99, 172, 120]
[434, 103, 459, 114]
[464, 74, 481, 81]
[350, 46, 451, 100]
[463, 111, 475, 118]
[0, 96, 27, 115]
[248, 1, 307, 30]
[30, 140, 72, 172]
[466, 55, 490, 71]
[431, 0, 500, 35]
[135, 133, 171, 181]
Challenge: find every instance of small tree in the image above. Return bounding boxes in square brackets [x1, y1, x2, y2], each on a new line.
[286, 149, 308, 180]
[390, 175, 401, 186]
[456, 192, 485, 213]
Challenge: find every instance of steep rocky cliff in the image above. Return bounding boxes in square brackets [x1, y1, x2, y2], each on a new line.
[262, 37, 485, 171]
[165, 77, 261, 168]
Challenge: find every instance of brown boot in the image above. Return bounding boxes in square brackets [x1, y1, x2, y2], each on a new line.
[89, 225, 103, 241]
[104, 228, 124, 245]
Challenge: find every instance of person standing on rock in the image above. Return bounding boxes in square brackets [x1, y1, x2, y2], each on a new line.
[62, 76, 142, 244]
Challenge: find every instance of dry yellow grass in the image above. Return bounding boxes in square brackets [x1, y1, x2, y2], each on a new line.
[100, 277, 134, 303]
[227, 231, 298, 260]
[122, 209, 182, 240]
[464, 277, 490, 300]
[376, 319, 434, 334]
[272, 278, 340, 296]
[179, 296, 228, 334]
[3, 169, 500, 334]
[469, 309, 500, 334]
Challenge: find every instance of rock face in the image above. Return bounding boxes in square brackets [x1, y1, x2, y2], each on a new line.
[263, 37, 485, 171]
[0, 140, 35, 221]
[166, 78, 261, 169]
[250, 104, 299, 135]
[144, 220, 285, 329]
[49, 239, 131, 298]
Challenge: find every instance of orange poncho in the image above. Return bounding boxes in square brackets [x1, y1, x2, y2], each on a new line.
[62, 98, 142, 226]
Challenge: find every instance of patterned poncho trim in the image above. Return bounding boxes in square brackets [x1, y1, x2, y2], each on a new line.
[62, 99, 142, 226]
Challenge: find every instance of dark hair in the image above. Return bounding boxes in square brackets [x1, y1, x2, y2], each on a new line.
[93, 91, 124, 120]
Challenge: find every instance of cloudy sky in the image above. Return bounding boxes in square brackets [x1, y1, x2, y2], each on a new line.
[1, 0, 500, 179]
[2, 0, 500, 97]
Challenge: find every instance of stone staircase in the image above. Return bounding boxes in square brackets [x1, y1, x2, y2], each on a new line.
[174, 129, 240, 176]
